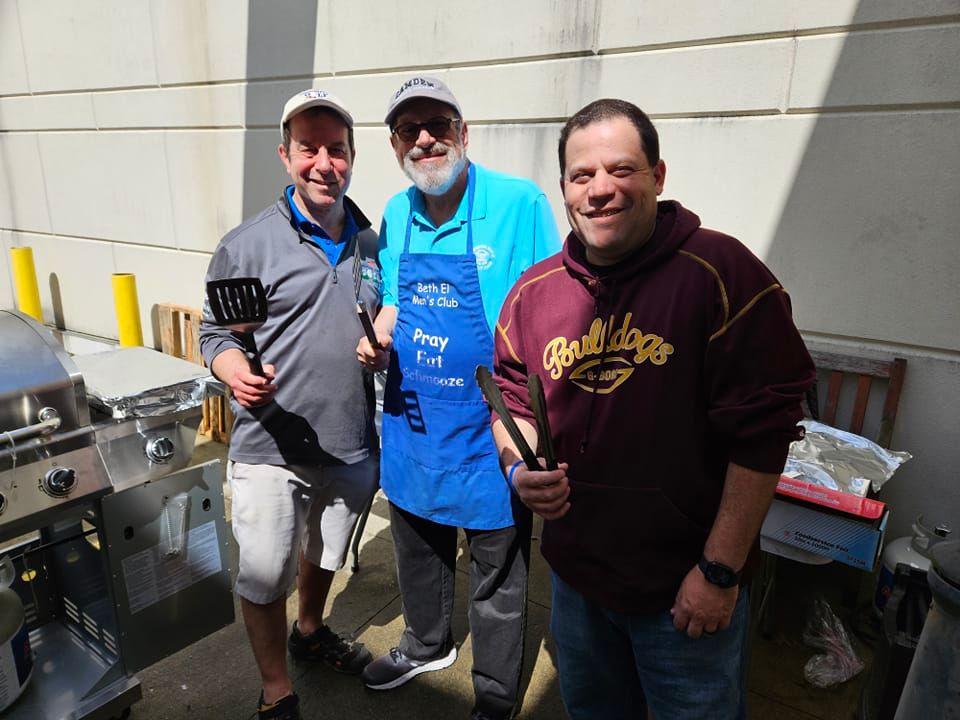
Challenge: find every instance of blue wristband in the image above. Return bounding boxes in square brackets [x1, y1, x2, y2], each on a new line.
[506, 460, 524, 492]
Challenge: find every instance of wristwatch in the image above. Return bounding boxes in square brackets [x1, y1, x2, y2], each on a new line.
[698, 556, 742, 589]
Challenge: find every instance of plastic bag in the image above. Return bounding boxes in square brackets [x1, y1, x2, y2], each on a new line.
[784, 419, 912, 495]
[801, 596, 864, 688]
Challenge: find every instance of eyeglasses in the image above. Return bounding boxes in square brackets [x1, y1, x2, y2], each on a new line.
[391, 117, 461, 143]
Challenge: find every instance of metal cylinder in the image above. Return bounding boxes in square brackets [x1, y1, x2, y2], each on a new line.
[894, 540, 960, 719]
[111, 273, 143, 347]
[0, 556, 33, 712]
[9, 247, 42, 322]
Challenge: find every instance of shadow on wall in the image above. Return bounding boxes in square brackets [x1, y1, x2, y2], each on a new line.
[49, 273, 65, 330]
[762, 3, 959, 536]
[241, 1, 319, 221]
[765, 3, 958, 350]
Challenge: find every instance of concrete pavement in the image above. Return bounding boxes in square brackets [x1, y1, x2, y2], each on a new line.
[127, 440, 868, 719]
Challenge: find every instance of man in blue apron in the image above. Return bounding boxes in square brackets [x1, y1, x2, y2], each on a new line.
[356, 77, 560, 719]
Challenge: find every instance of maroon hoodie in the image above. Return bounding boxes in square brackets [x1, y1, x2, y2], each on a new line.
[493, 200, 815, 614]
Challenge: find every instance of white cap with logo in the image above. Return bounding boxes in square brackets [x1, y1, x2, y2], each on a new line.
[280, 89, 353, 139]
[384, 76, 462, 127]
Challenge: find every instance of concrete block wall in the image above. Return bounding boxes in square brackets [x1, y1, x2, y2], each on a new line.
[1, 0, 958, 536]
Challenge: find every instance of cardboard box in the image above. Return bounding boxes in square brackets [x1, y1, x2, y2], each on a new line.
[760, 476, 889, 571]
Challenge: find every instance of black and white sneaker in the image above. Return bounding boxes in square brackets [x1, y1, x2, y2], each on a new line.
[361, 645, 457, 690]
[288, 622, 372, 675]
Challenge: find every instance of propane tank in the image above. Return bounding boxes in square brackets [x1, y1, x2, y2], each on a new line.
[0, 555, 33, 711]
[874, 516, 952, 616]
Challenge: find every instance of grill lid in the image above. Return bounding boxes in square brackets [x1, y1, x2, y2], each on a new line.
[0, 311, 112, 540]
[0, 309, 89, 439]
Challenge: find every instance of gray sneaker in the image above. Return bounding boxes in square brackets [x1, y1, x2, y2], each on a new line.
[361, 645, 457, 690]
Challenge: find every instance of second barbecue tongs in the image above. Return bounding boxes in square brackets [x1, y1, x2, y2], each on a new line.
[475, 366, 557, 472]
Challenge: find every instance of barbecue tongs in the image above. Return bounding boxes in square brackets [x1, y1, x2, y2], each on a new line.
[475, 366, 557, 472]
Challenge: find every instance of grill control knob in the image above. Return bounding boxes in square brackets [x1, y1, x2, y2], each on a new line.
[44, 467, 77, 497]
[145, 437, 176, 464]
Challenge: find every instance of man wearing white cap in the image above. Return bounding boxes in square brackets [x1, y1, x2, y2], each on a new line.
[201, 89, 381, 720]
[356, 76, 561, 719]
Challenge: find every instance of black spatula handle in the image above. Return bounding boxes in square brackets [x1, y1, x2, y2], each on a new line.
[357, 301, 381, 351]
[241, 334, 265, 377]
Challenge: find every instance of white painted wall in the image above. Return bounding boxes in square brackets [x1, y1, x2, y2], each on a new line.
[1, 0, 958, 537]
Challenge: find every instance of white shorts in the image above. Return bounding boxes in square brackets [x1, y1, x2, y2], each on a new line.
[228, 455, 379, 604]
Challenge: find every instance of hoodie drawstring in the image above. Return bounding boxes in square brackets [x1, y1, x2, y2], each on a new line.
[579, 276, 615, 454]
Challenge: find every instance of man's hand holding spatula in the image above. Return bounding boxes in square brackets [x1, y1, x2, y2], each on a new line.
[210, 349, 278, 408]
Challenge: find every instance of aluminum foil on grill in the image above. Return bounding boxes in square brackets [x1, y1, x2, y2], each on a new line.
[73, 347, 221, 419]
[784, 419, 912, 496]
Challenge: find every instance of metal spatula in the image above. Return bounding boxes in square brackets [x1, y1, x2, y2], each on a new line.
[206, 277, 268, 376]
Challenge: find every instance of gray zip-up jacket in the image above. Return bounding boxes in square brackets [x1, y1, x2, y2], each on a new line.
[200, 194, 381, 466]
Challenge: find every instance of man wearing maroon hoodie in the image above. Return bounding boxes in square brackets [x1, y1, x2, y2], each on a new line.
[491, 99, 815, 720]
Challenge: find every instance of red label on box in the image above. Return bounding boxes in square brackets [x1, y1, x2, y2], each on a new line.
[775, 475, 886, 520]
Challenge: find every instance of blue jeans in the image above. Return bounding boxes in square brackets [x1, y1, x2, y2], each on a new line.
[550, 572, 749, 720]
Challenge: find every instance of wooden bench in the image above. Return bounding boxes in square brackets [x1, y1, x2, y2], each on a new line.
[157, 303, 233, 443]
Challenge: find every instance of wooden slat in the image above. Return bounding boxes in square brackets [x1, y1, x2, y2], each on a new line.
[822, 371, 844, 426]
[877, 358, 907, 449]
[809, 350, 894, 378]
[849, 375, 873, 435]
[183, 313, 199, 364]
[158, 306, 180, 358]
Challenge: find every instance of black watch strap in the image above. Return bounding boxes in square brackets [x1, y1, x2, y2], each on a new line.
[698, 556, 742, 589]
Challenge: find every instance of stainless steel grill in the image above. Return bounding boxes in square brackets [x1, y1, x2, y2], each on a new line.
[0, 310, 234, 720]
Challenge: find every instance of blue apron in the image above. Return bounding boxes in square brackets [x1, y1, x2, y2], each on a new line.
[381, 166, 512, 529]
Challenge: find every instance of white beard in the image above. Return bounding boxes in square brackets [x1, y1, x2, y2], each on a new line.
[402, 142, 467, 196]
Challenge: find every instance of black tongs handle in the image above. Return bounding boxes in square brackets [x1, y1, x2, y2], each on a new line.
[527, 373, 557, 471]
[475, 366, 542, 472]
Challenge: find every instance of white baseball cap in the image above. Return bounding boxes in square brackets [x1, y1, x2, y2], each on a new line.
[280, 89, 353, 139]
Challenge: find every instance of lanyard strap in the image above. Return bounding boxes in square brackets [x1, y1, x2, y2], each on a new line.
[403, 163, 476, 255]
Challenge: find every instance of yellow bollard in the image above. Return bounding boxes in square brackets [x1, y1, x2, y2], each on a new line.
[10, 247, 43, 322]
[112, 273, 143, 347]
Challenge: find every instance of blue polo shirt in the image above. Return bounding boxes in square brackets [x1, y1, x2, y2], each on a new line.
[285, 185, 357, 265]
[378, 163, 561, 333]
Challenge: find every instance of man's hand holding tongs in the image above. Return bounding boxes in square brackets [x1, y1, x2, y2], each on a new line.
[508, 455, 570, 520]
[477, 366, 571, 520]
